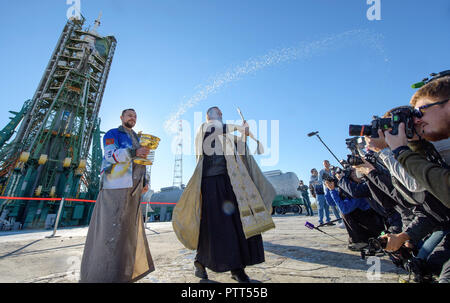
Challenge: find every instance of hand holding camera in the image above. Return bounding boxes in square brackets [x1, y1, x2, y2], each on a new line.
[365, 130, 388, 152]
[354, 158, 375, 176]
[384, 122, 409, 151]
[380, 232, 411, 252]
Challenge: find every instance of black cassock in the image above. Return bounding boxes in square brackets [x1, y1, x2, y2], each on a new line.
[195, 125, 265, 272]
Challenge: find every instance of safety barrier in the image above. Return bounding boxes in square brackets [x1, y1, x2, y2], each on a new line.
[0, 196, 176, 237]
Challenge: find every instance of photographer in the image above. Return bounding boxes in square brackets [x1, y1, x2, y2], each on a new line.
[319, 160, 344, 227]
[354, 160, 417, 231]
[337, 168, 403, 234]
[363, 135, 450, 282]
[323, 173, 385, 250]
[344, 73, 450, 281]
[366, 130, 449, 261]
[384, 76, 450, 207]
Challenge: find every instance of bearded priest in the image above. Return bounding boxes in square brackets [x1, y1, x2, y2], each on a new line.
[172, 106, 276, 283]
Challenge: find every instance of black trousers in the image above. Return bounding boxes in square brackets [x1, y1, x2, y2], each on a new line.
[196, 174, 265, 273]
[342, 208, 385, 244]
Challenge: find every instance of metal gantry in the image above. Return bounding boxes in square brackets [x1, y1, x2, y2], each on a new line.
[172, 120, 183, 188]
[0, 16, 116, 229]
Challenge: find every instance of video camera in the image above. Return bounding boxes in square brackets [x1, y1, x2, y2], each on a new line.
[322, 164, 353, 185]
[344, 137, 377, 167]
[322, 168, 337, 184]
[346, 151, 377, 166]
[348, 70, 450, 140]
[349, 106, 417, 139]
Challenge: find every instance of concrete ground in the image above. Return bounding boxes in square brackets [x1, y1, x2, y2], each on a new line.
[0, 214, 407, 283]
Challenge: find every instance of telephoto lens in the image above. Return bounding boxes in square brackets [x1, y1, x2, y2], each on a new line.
[349, 124, 371, 137]
[347, 154, 364, 166]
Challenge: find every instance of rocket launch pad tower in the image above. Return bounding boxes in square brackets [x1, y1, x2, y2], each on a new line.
[0, 16, 116, 229]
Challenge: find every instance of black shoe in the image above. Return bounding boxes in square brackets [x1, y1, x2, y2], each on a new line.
[348, 242, 368, 251]
[231, 269, 250, 283]
[194, 261, 208, 279]
[326, 222, 335, 226]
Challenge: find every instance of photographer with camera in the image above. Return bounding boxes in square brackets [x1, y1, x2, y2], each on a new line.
[359, 158, 450, 282]
[340, 138, 403, 234]
[381, 76, 449, 205]
[382, 76, 449, 283]
[361, 142, 449, 277]
[336, 167, 403, 235]
[323, 170, 385, 251]
[352, 79, 450, 281]
[319, 160, 344, 228]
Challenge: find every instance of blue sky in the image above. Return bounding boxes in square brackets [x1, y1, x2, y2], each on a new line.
[0, 0, 449, 192]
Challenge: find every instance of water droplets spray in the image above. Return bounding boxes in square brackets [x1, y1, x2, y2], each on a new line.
[163, 29, 388, 134]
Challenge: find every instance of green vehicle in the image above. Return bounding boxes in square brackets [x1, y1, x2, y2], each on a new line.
[271, 195, 305, 215]
[264, 170, 305, 216]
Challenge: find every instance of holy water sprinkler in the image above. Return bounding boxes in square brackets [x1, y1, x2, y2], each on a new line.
[237, 107, 245, 122]
[307, 131, 343, 168]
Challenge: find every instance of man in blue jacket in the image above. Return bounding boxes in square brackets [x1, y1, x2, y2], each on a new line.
[80, 109, 155, 282]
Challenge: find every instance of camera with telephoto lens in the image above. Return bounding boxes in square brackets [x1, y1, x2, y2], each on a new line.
[345, 138, 363, 166]
[322, 170, 337, 183]
[361, 236, 433, 283]
[344, 137, 374, 167]
[362, 235, 415, 269]
[347, 154, 364, 166]
[323, 165, 352, 184]
[322, 165, 341, 184]
[349, 106, 417, 139]
[346, 152, 377, 167]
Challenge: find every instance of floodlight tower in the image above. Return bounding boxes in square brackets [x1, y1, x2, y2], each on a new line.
[172, 120, 183, 188]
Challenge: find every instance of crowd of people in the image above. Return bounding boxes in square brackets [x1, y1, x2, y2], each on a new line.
[297, 75, 449, 283]
[78, 73, 449, 283]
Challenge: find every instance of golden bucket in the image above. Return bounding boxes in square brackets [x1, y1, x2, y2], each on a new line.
[134, 133, 160, 165]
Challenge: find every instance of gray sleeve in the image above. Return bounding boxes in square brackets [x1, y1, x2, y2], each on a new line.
[379, 148, 425, 193]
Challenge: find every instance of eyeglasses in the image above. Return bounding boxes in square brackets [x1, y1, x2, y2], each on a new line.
[413, 99, 449, 118]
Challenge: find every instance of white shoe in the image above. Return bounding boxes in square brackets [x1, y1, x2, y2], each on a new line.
[338, 222, 346, 229]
